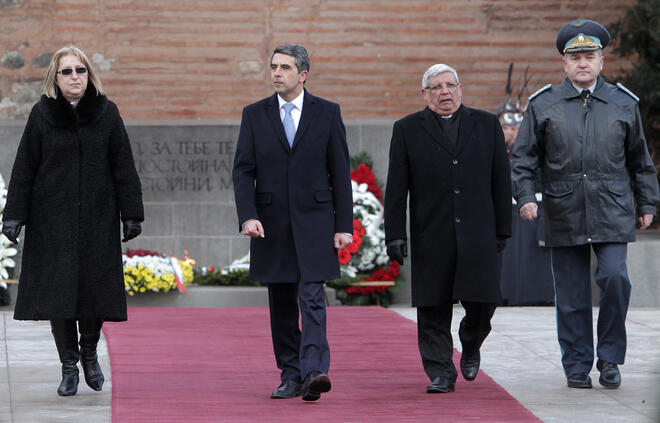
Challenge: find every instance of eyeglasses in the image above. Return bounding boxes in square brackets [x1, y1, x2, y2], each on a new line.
[57, 66, 87, 76]
[426, 82, 459, 92]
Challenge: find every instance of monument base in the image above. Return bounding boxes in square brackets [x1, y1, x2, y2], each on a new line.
[126, 285, 340, 308]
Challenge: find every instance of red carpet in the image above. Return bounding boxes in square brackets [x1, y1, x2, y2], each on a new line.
[103, 307, 540, 422]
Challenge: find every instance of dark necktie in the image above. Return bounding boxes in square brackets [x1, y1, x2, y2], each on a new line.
[581, 89, 591, 107]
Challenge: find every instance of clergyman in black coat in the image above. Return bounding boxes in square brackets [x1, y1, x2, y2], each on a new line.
[384, 64, 512, 394]
[2, 46, 143, 396]
[232, 44, 353, 401]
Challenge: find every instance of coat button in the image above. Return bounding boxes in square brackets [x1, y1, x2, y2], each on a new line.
[452, 159, 458, 165]
[455, 217, 461, 223]
[454, 188, 460, 194]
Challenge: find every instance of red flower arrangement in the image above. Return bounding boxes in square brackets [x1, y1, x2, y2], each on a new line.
[344, 262, 401, 295]
[328, 156, 403, 306]
[363, 261, 401, 282]
[126, 249, 165, 258]
[338, 249, 351, 265]
[338, 219, 365, 263]
[350, 163, 382, 200]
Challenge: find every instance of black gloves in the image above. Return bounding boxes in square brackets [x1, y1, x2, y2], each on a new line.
[496, 237, 507, 253]
[2, 220, 22, 244]
[122, 220, 142, 242]
[386, 239, 407, 265]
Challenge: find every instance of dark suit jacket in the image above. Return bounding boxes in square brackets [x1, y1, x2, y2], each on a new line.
[233, 91, 353, 283]
[384, 105, 512, 306]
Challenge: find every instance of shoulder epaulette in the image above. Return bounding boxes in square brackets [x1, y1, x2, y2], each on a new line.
[616, 83, 639, 102]
[528, 84, 552, 101]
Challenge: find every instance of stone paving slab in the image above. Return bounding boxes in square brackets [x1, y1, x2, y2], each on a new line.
[1, 312, 112, 423]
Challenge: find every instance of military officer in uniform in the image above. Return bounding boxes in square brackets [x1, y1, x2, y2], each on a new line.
[511, 19, 659, 389]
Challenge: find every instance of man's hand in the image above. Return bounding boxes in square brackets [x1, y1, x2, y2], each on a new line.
[1, 220, 22, 244]
[241, 219, 265, 238]
[334, 233, 352, 250]
[519, 202, 538, 221]
[386, 239, 407, 265]
[639, 214, 654, 230]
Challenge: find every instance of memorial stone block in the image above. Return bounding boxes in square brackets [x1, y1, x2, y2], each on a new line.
[127, 125, 239, 203]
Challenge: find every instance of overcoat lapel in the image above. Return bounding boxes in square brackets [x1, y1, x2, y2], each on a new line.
[291, 90, 318, 150]
[265, 93, 291, 152]
[455, 106, 475, 157]
[420, 107, 454, 154]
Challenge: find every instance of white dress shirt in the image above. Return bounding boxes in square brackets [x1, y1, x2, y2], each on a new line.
[277, 90, 304, 129]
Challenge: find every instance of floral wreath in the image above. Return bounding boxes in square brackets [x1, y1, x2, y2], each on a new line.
[123, 249, 194, 296]
[0, 173, 18, 293]
[327, 154, 401, 306]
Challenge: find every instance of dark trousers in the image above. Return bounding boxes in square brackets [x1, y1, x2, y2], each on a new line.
[267, 282, 329, 383]
[417, 301, 496, 381]
[551, 243, 631, 377]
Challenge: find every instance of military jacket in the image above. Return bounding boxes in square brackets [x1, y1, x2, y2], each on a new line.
[511, 77, 658, 247]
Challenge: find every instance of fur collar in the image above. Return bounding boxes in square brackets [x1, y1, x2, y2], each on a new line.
[37, 82, 108, 128]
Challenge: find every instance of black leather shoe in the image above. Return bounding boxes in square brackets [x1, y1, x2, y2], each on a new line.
[427, 377, 455, 393]
[567, 373, 592, 389]
[597, 360, 621, 389]
[301, 371, 331, 401]
[460, 350, 480, 381]
[271, 380, 302, 399]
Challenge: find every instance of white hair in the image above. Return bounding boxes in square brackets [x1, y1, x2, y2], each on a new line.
[422, 64, 460, 89]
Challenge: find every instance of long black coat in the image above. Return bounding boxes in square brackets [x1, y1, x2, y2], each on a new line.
[385, 106, 511, 306]
[232, 91, 353, 283]
[4, 84, 143, 321]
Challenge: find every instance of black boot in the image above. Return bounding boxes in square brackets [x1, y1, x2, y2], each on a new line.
[50, 320, 79, 396]
[78, 319, 105, 391]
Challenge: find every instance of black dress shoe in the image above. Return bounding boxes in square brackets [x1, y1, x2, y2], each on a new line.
[567, 373, 592, 389]
[426, 377, 455, 393]
[460, 350, 480, 381]
[301, 371, 331, 401]
[271, 380, 302, 399]
[597, 360, 621, 389]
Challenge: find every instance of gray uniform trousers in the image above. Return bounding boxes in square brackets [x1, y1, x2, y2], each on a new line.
[550, 242, 631, 377]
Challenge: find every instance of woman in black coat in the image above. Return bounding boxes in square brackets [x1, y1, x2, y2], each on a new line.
[1, 45, 144, 396]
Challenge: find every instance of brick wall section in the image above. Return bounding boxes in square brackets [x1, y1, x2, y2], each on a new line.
[0, 0, 635, 119]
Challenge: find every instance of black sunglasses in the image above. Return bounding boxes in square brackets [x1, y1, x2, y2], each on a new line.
[57, 66, 87, 76]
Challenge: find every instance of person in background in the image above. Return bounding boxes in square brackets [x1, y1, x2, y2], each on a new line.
[2, 45, 143, 396]
[232, 44, 352, 401]
[511, 19, 659, 389]
[385, 63, 511, 394]
[497, 101, 523, 156]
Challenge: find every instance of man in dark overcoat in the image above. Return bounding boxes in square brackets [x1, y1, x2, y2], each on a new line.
[232, 44, 353, 401]
[385, 63, 511, 393]
[512, 19, 659, 389]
